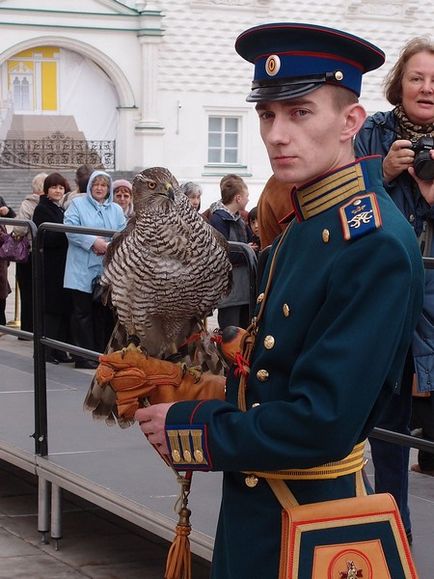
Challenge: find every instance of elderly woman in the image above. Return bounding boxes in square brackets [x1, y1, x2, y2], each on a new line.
[64, 170, 125, 369]
[32, 173, 71, 364]
[112, 179, 134, 218]
[181, 181, 202, 211]
[355, 36, 434, 540]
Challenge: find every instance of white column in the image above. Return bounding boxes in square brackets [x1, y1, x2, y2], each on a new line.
[33, 53, 42, 114]
[135, 35, 163, 131]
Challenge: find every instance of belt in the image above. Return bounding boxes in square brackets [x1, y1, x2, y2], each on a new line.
[243, 441, 366, 481]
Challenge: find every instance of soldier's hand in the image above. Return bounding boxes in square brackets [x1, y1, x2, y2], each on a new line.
[135, 403, 175, 457]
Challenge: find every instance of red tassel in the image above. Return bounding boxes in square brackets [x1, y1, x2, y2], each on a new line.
[210, 331, 223, 345]
[234, 351, 250, 377]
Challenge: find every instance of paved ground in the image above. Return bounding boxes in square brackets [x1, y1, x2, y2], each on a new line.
[0, 460, 211, 579]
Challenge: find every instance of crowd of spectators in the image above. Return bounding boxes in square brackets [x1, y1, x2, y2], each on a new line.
[1, 166, 127, 368]
[2, 169, 260, 348]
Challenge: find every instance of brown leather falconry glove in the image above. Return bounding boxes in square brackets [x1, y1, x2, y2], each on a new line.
[93, 343, 226, 420]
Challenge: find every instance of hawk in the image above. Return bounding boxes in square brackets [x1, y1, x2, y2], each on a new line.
[84, 167, 232, 425]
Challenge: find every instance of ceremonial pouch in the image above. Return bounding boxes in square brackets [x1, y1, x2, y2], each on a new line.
[268, 479, 418, 579]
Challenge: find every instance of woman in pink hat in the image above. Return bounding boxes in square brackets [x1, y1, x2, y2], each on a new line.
[112, 179, 134, 219]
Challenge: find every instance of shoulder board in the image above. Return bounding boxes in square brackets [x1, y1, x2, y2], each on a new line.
[339, 193, 382, 241]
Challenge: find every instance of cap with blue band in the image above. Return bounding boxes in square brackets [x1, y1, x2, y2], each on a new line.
[235, 22, 385, 102]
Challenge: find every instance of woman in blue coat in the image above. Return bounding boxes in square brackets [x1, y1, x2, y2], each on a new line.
[64, 170, 125, 369]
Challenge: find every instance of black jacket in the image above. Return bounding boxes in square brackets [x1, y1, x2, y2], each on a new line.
[33, 196, 69, 314]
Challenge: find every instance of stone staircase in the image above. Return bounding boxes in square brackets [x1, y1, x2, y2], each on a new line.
[0, 168, 136, 211]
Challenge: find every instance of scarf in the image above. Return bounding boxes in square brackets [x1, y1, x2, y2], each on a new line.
[394, 104, 434, 141]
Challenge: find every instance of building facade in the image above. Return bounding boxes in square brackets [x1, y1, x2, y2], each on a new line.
[0, 0, 430, 207]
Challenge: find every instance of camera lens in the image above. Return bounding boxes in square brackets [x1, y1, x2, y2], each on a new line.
[414, 151, 434, 181]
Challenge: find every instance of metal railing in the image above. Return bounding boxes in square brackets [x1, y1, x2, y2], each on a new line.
[0, 131, 115, 169]
[33, 222, 118, 456]
[0, 219, 433, 459]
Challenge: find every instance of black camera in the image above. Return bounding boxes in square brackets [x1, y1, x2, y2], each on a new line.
[411, 136, 434, 181]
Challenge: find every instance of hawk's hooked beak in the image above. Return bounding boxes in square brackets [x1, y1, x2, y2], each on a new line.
[165, 182, 175, 201]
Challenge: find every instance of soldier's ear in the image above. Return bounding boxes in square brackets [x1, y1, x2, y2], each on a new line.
[340, 103, 366, 143]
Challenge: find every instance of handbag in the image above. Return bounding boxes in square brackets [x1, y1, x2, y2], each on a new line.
[268, 478, 418, 579]
[0, 233, 30, 263]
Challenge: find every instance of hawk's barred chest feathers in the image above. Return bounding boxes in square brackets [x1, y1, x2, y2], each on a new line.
[100, 167, 232, 357]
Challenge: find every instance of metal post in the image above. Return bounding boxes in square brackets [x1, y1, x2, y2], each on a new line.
[37, 476, 50, 544]
[50, 483, 62, 550]
[32, 222, 48, 457]
[6, 276, 20, 328]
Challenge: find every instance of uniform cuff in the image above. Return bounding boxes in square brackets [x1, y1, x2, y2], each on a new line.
[165, 399, 222, 471]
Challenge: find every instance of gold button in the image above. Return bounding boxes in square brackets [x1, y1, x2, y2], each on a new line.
[282, 303, 291, 317]
[257, 292, 265, 304]
[171, 449, 181, 463]
[256, 369, 269, 382]
[322, 229, 330, 243]
[335, 70, 344, 81]
[245, 474, 259, 488]
[251, 402, 260, 408]
[183, 450, 192, 463]
[264, 335, 275, 349]
[194, 449, 204, 463]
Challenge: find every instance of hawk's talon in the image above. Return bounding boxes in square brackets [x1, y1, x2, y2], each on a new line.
[187, 365, 203, 383]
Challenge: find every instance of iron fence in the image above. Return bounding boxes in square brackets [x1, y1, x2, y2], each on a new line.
[0, 131, 115, 169]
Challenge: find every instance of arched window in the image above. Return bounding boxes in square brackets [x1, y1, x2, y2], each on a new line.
[12, 76, 31, 111]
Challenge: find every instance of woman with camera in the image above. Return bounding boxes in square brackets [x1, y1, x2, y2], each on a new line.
[355, 36, 434, 542]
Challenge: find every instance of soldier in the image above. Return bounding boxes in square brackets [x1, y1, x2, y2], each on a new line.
[136, 23, 424, 577]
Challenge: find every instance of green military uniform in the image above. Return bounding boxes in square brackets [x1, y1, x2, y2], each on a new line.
[165, 157, 424, 578]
